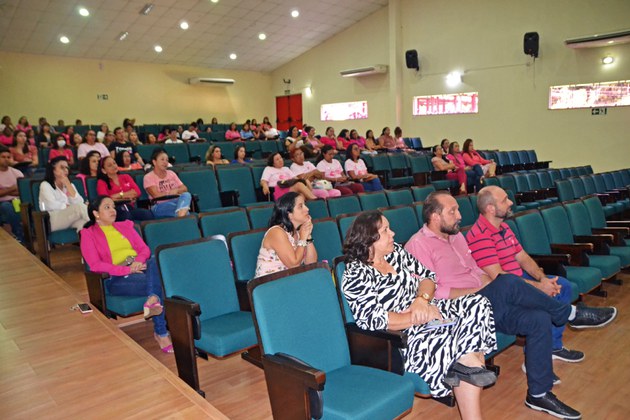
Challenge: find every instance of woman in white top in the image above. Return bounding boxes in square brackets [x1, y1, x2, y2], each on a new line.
[260, 152, 317, 201]
[344, 144, 383, 192]
[284, 126, 304, 153]
[289, 148, 341, 199]
[315, 145, 364, 196]
[38, 156, 90, 232]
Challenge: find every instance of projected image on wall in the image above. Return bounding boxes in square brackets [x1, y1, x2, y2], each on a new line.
[320, 100, 368, 121]
[413, 92, 479, 116]
[549, 80, 630, 109]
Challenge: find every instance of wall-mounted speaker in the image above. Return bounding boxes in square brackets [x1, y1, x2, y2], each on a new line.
[524, 32, 539, 58]
[405, 50, 420, 70]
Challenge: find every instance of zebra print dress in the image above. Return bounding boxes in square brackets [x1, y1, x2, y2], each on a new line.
[342, 244, 497, 397]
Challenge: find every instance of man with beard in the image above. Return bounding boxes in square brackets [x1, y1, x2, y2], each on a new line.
[404, 190, 616, 420]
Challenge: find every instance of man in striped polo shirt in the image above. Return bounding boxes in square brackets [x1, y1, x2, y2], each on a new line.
[466, 186, 582, 364]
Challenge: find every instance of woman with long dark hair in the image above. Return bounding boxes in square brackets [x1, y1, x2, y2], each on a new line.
[344, 144, 383, 191]
[10, 130, 39, 174]
[97, 156, 153, 221]
[143, 148, 191, 218]
[254, 192, 318, 277]
[315, 145, 364, 195]
[260, 152, 317, 201]
[431, 144, 468, 195]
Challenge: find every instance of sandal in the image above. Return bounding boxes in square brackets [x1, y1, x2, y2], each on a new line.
[154, 333, 174, 354]
[143, 301, 163, 320]
[443, 362, 497, 388]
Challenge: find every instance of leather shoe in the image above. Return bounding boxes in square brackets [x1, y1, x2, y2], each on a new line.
[525, 392, 581, 419]
[569, 304, 617, 329]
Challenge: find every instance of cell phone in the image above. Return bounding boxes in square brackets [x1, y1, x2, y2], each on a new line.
[77, 303, 93, 314]
[424, 318, 456, 329]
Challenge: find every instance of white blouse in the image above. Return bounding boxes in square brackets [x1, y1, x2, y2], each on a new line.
[39, 181, 84, 211]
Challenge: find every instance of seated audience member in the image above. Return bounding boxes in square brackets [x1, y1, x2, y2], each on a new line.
[78, 129, 109, 159]
[0, 115, 15, 133]
[80, 196, 172, 353]
[240, 122, 256, 141]
[96, 123, 109, 142]
[348, 129, 366, 149]
[71, 133, 83, 149]
[320, 126, 341, 149]
[145, 133, 158, 144]
[103, 131, 115, 147]
[16, 116, 32, 133]
[61, 125, 74, 142]
[109, 127, 144, 166]
[254, 192, 317, 277]
[76, 150, 101, 194]
[225, 122, 242, 141]
[462, 138, 496, 178]
[302, 125, 324, 156]
[97, 156, 153, 221]
[0, 126, 13, 147]
[337, 129, 352, 150]
[393, 126, 411, 151]
[38, 156, 90, 232]
[405, 191, 617, 420]
[205, 145, 230, 168]
[289, 148, 341, 199]
[36, 122, 53, 147]
[378, 127, 397, 149]
[157, 127, 170, 143]
[115, 150, 143, 171]
[343, 210, 498, 418]
[231, 145, 252, 165]
[316, 145, 364, 195]
[261, 116, 272, 132]
[261, 116, 279, 139]
[211, 117, 219, 125]
[441, 139, 450, 157]
[49, 133, 75, 166]
[10, 130, 39, 175]
[26, 129, 36, 147]
[284, 126, 304, 152]
[0, 146, 24, 243]
[344, 144, 383, 192]
[181, 123, 200, 142]
[128, 131, 142, 147]
[261, 152, 318, 201]
[364, 129, 381, 153]
[431, 145, 468, 195]
[143, 148, 191, 218]
[448, 141, 482, 192]
[164, 130, 183, 144]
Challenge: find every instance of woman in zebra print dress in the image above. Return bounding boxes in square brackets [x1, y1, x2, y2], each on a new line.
[342, 210, 497, 419]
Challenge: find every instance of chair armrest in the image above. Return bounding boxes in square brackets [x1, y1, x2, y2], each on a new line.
[518, 191, 538, 203]
[345, 323, 407, 374]
[592, 227, 629, 246]
[84, 271, 108, 315]
[165, 295, 201, 339]
[150, 194, 180, 204]
[607, 221, 630, 229]
[220, 190, 239, 207]
[265, 353, 325, 389]
[529, 254, 570, 277]
[550, 243, 592, 266]
[19, 202, 34, 253]
[574, 234, 613, 254]
[32, 210, 52, 265]
[611, 188, 629, 199]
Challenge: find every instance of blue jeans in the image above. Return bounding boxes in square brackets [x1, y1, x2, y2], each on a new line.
[521, 272, 573, 350]
[106, 258, 167, 335]
[362, 177, 384, 192]
[0, 201, 24, 242]
[115, 203, 155, 222]
[477, 274, 571, 395]
[465, 168, 482, 192]
[151, 192, 192, 218]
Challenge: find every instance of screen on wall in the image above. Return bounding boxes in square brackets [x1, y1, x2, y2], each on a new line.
[320, 100, 368, 121]
[549, 80, 630, 109]
[412, 92, 479, 116]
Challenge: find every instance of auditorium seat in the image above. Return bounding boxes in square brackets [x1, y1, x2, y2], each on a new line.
[247, 204, 274, 229]
[380, 205, 419, 244]
[358, 191, 389, 211]
[327, 196, 361, 218]
[199, 208, 250, 238]
[312, 218, 344, 266]
[142, 216, 201, 255]
[385, 188, 414, 207]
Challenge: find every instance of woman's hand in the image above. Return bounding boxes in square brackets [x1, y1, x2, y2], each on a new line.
[299, 217, 313, 240]
[129, 261, 146, 273]
[262, 184, 270, 196]
[405, 298, 442, 325]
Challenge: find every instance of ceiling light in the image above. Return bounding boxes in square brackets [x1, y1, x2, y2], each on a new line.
[210, 0, 219, 3]
[446, 71, 462, 86]
[602, 56, 614, 65]
[291, 9, 300, 18]
[117, 31, 129, 41]
[59, 35, 70, 44]
[258, 33, 267, 40]
[229, 53, 237, 60]
[140, 3, 154, 15]
[78, 7, 89, 17]
[180, 21, 189, 30]
[154, 45, 163, 53]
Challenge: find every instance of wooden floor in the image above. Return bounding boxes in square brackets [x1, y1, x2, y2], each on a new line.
[10, 241, 630, 419]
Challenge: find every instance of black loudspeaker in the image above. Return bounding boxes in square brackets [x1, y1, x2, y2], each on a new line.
[405, 50, 419, 70]
[524, 32, 539, 58]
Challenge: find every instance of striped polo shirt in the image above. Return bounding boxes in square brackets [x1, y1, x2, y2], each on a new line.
[465, 215, 523, 276]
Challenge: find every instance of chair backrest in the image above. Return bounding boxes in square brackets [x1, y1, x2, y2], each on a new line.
[142, 216, 201, 254]
[576, 166, 588, 176]
[563, 200, 592, 236]
[216, 166, 258, 205]
[369, 154, 391, 173]
[559, 168, 572, 179]
[455, 195, 476, 227]
[580, 175, 597, 195]
[381, 206, 419, 244]
[411, 184, 435, 202]
[506, 189, 520, 213]
[358, 191, 388, 211]
[407, 155, 431, 175]
[512, 173, 530, 193]
[385, 189, 414, 207]
[187, 143, 211, 162]
[504, 217, 521, 243]
[85, 177, 98, 201]
[513, 210, 552, 255]
[468, 194, 479, 220]
[497, 175, 517, 192]
[306, 199, 329, 220]
[157, 238, 240, 322]
[137, 144, 161, 163]
[336, 213, 359, 241]
[539, 205, 575, 244]
[535, 171, 553, 189]
[249, 264, 350, 372]
[18, 178, 34, 204]
[582, 195, 608, 229]
[592, 173, 608, 193]
[507, 151, 520, 166]
[250, 166, 265, 187]
[332, 257, 354, 323]
[327, 196, 361, 218]
[525, 173, 542, 190]
[526, 150, 538, 163]
[229, 228, 267, 282]
[554, 179, 575, 202]
[548, 169, 561, 183]
[413, 202, 424, 226]
[567, 177, 586, 199]
[387, 153, 409, 171]
[611, 171, 625, 188]
[568, 167, 580, 177]
[163, 143, 190, 164]
[517, 150, 530, 164]
[134, 173, 149, 201]
[247, 204, 274, 229]
[199, 208, 250, 238]
[178, 169, 223, 212]
[312, 218, 344, 265]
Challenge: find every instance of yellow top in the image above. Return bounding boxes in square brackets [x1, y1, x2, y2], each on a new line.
[101, 225, 137, 266]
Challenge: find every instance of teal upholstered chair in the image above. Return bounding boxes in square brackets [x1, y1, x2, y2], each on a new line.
[246, 204, 274, 229]
[358, 191, 388, 211]
[306, 199, 329, 220]
[216, 165, 259, 206]
[178, 169, 227, 212]
[228, 227, 267, 310]
[157, 237, 258, 397]
[199, 208, 250, 238]
[336, 212, 360, 241]
[381, 205, 419, 245]
[327, 195, 360, 218]
[411, 184, 435, 202]
[248, 263, 415, 419]
[141, 215, 201, 255]
[385, 188, 414, 207]
[311, 218, 343, 266]
[455, 195, 476, 228]
[582, 196, 630, 246]
[387, 154, 414, 188]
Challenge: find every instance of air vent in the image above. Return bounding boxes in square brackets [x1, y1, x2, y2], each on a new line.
[188, 77, 235, 85]
[565, 29, 630, 49]
[340, 65, 388, 78]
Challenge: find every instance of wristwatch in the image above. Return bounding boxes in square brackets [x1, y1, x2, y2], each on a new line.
[419, 292, 431, 302]
[306, 237, 314, 244]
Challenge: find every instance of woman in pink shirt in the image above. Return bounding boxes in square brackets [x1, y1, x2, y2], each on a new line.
[289, 148, 341, 199]
[378, 127, 397, 149]
[348, 129, 366, 149]
[143, 148, 191, 218]
[97, 156, 153, 221]
[0, 126, 14, 147]
[344, 144, 383, 192]
[462, 138, 496, 178]
[447, 142, 482, 193]
[302, 125, 324, 156]
[260, 152, 317, 201]
[315, 145, 363, 195]
[15, 116, 32, 133]
[431, 145, 468, 195]
[337, 129, 353, 150]
[49, 133, 75, 166]
[320, 126, 342, 149]
[225, 122, 242, 141]
[10, 130, 39, 174]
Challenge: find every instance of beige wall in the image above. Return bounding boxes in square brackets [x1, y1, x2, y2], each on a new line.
[272, 0, 630, 172]
[0, 51, 274, 129]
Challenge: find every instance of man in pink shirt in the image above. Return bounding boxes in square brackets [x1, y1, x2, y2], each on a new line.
[404, 191, 616, 420]
[0, 146, 24, 243]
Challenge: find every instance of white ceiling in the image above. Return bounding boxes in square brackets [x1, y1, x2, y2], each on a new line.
[0, 0, 388, 72]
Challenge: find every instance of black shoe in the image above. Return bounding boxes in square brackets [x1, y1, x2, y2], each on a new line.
[569, 304, 617, 329]
[443, 362, 497, 387]
[521, 363, 561, 385]
[525, 392, 581, 419]
[552, 347, 584, 363]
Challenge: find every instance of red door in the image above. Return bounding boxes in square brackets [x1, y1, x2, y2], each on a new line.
[275, 94, 303, 131]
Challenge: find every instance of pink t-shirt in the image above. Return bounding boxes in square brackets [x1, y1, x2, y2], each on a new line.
[49, 148, 74, 164]
[466, 215, 523, 276]
[316, 159, 345, 178]
[289, 161, 317, 176]
[225, 130, 241, 141]
[344, 159, 368, 176]
[260, 166, 295, 187]
[0, 166, 24, 202]
[320, 136, 337, 148]
[78, 142, 110, 158]
[0, 135, 13, 146]
[10, 145, 37, 163]
[143, 170, 183, 198]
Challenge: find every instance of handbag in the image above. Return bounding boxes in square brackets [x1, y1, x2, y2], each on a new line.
[277, 179, 306, 188]
[312, 179, 333, 190]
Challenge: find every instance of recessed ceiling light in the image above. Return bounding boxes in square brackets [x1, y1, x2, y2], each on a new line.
[229, 53, 237, 60]
[59, 35, 70, 44]
[117, 31, 129, 41]
[602, 56, 614, 65]
[154, 45, 163, 53]
[78, 7, 89, 17]
[291, 9, 299, 18]
[210, 0, 219, 3]
[140, 3, 154, 15]
[180, 21, 189, 30]
[258, 33, 267, 40]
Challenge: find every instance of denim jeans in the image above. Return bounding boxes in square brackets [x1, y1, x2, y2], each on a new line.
[106, 258, 167, 335]
[362, 178, 384, 192]
[0, 201, 24, 242]
[115, 203, 155, 222]
[151, 192, 192, 218]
